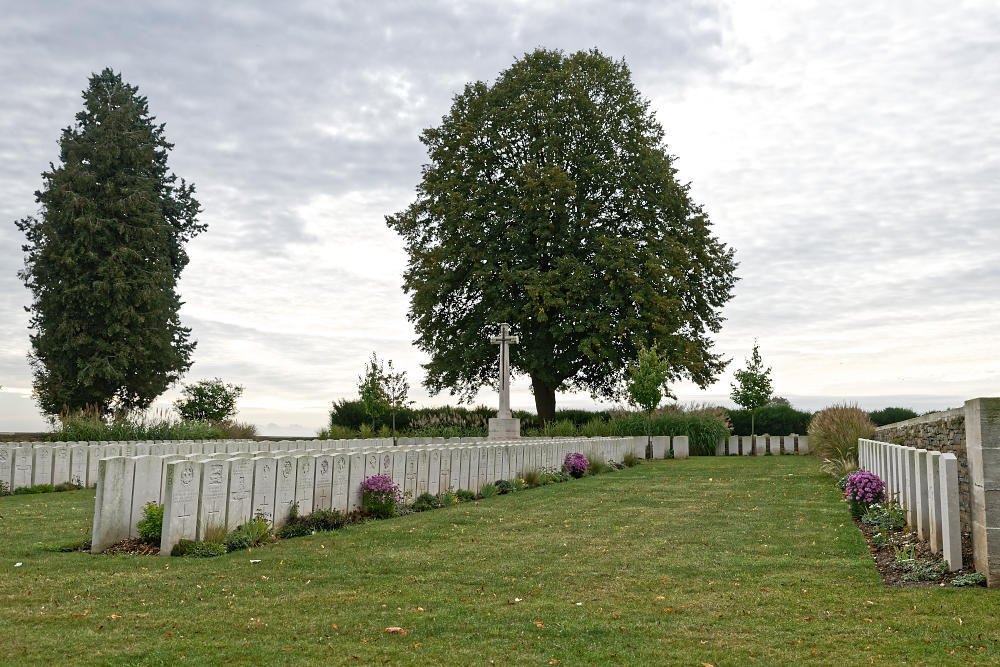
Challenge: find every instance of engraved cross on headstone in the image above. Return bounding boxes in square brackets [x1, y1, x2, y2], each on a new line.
[489, 323, 519, 419]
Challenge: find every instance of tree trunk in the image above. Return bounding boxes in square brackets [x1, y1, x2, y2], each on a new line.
[530, 374, 557, 424]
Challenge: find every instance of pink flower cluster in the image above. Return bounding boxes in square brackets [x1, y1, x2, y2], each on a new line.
[360, 474, 401, 504]
[844, 470, 885, 505]
[563, 452, 588, 478]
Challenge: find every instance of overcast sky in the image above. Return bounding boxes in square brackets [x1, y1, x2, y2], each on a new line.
[1, 1, 997, 435]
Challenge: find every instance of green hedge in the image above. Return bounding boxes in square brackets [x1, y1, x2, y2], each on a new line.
[869, 407, 919, 427]
[47, 415, 224, 441]
[726, 406, 812, 436]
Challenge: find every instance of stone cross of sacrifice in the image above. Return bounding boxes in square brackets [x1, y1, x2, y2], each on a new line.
[489, 322, 519, 419]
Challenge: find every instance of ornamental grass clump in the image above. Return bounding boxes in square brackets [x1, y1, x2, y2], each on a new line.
[808, 403, 875, 467]
[563, 452, 588, 478]
[844, 470, 886, 519]
[360, 474, 402, 519]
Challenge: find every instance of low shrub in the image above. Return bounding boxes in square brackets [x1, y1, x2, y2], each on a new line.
[13, 484, 55, 495]
[48, 408, 224, 442]
[277, 522, 313, 539]
[511, 478, 525, 492]
[820, 455, 858, 480]
[305, 508, 346, 531]
[869, 407, 919, 427]
[523, 470, 542, 488]
[440, 490, 459, 505]
[0, 481, 9, 496]
[808, 403, 875, 465]
[563, 452, 588, 478]
[952, 572, 987, 587]
[318, 424, 358, 439]
[495, 480, 513, 494]
[225, 513, 272, 552]
[861, 501, 907, 532]
[172, 539, 226, 558]
[136, 502, 164, 544]
[843, 470, 886, 519]
[586, 457, 607, 476]
[553, 471, 571, 483]
[214, 419, 258, 439]
[360, 474, 402, 519]
[456, 489, 476, 501]
[901, 560, 948, 582]
[623, 453, 640, 468]
[479, 483, 499, 498]
[412, 492, 439, 511]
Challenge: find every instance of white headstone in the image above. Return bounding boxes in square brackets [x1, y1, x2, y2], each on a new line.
[272, 455, 298, 527]
[160, 459, 201, 555]
[331, 454, 349, 513]
[251, 457, 278, 526]
[940, 453, 962, 571]
[914, 449, 930, 541]
[651, 436, 668, 459]
[294, 455, 315, 516]
[32, 445, 53, 486]
[449, 448, 462, 492]
[428, 449, 441, 495]
[459, 448, 471, 490]
[129, 455, 163, 538]
[417, 449, 430, 497]
[197, 459, 230, 540]
[313, 454, 334, 512]
[926, 450, 943, 554]
[226, 457, 254, 530]
[0, 445, 12, 491]
[51, 446, 71, 485]
[347, 453, 365, 513]
[69, 445, 88, 486]
[673, 436, 690, 460]
[404, 450, 418, 501]
[91, 456, 133, 552]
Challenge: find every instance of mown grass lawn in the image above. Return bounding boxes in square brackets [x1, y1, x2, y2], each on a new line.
[1, 456, 997, 665]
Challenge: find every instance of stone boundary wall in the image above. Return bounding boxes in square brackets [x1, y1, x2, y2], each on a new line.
[874, 408, 969, 534]
[88, 435, 688, 554]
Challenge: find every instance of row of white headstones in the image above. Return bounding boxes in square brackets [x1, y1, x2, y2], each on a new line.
[90, 435, 690, 555]
[858, 438, 963, 570]
[0, 438, 393, 492]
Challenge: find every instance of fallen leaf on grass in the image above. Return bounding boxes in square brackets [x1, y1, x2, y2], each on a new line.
[385, 627, 408, 636]
[534, 622, 545, 629]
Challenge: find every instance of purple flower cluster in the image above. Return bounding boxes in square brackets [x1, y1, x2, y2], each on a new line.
[563, 452, 588, 478]
[360, 474, 402, 504]
[844, 470, 885, 506]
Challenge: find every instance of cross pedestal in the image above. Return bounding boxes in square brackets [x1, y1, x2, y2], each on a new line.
[488, 322, 521, 440]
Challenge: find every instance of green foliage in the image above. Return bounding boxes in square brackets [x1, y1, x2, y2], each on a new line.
[53, 482, 81, 492]
[727, 405, 812, 436]
[386, 47, 736, 422]
[383, 359, 412, 437]
[277, 522, 313, 539]
[586, 457, 608, 476]
[819, 454, 858, 479]
[522, 470, 541, 488]
[869, 407, 919, 427]
[495, 480, 513, 495]
[439, 490, 459, 505]
[479, 483, 499, 498]
[15, 68, 204, 417]
[174, 378, 244, 422]
[901, 561, 948, 582]
[136, 502, 164, 544]
[412, 492, 440, 512]
[951, 572, 987, 587]
[730, 341, 773, 435]
[0, 481, 8, 497]
[891, 544, 917, 569]
[627, 345, 673, 445]
[317, 424, 356, 440]
[623, 453, 640, 468]
[225, 513, 272, 552]
[304, 509, 346, 532]
[358, 352, 389, 427]
[456, 489, 476, 501]
[808, 403, 875, 463]
[47, 409, 223, 441]
[171, 540, 226, 558]
[539, 419, 578, 437]
[214, 419, 258, 439]
[13, 484, 55, 495]
[861, 501, 907, 532]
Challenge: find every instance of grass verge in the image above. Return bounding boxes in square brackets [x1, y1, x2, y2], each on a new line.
[0, 456, 997, 664]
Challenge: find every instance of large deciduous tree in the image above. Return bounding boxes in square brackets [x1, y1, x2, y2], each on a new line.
[16, 68, 205, 417]
[387, 48, 737, 422]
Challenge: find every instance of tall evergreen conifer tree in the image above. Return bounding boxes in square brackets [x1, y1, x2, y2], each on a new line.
[16, 68, 205, 417]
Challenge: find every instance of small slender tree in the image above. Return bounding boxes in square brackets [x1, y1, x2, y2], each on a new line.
[730, 340, 773, 436]
[383, 359, 413, 440]
[358, 353, 388, 429]
[627, 346, 673, 453]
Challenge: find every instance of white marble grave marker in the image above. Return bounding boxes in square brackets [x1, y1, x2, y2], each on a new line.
[198, 459, 230, 540]
[227, 457, 254, 530]
[160, 460, 201, 555]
